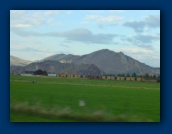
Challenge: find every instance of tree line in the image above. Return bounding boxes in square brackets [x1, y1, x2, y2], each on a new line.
[116, 73, 160, 82]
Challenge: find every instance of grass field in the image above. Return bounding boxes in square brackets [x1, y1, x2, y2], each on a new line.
[10, 75, 160, 122]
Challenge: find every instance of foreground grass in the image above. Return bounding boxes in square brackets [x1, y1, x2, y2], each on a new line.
[10, 75, 160, 122]
[10, 113, 76, 122]
[10, 102, 153, 122]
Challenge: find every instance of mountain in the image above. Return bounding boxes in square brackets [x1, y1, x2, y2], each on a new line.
[72, 49, 160, 75]
[10, 55, 32, 66]
[10, 49, 160, 76]
[41, 54, 80, 63]
[10, 60, 102, 76]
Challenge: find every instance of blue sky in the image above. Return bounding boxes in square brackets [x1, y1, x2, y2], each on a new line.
[10, 10, 160, 67]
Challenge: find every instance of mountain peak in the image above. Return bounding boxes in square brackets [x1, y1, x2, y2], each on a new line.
[118, 51, 124, 55]
[93, 49, 116, 54]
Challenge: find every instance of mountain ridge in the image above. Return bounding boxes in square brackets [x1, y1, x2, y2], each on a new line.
[10, 55, 33, 66]
[10, 49, 160, 75]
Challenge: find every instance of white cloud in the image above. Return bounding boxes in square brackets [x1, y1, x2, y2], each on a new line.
[11, 28, 119, 44]
[14, 24, 32, 28]
[123, 14, 160, 33]
[43, 10, 61, 16]
[10, 10, 62, 28]
[119, 48, 152, 54]
[108, 10, 125, 13]
[123, 33, 160, 49]
[85, 15, 124, 23]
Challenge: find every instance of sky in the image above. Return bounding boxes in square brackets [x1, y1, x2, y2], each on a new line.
[10, 10, 160, 67]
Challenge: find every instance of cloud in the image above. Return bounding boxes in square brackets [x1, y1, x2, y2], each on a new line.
[10, 10, 62, 28]
[60, 44, 70, 48]
[42, 10, 61, 16]
[124, 34, 160, 49]
[119, 48, 152, 54]
[14, 24, 32, 28]
[85, 15, 124, 23]
[132, 34, 159, 43]
[123, 15, 160, 33]
[11, 28, 119, 44]
[123, 21, 146, 33]
[145, 15, 160, 28]
[133, 34, 159, 43]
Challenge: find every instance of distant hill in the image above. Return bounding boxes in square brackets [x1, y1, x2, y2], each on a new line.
[10, 55, 32, 66]
[10, 60, 102, 76]
[41, 54, 79, 63]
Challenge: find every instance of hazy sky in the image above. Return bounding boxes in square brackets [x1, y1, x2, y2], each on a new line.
[10, 10, 160, 67]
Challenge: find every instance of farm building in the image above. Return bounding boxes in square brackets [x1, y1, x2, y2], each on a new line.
[21, 70, 35, 76]
[21, 73, 33, 76]
[48, 73, 56, 77]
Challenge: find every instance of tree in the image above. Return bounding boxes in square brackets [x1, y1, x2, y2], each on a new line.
[121, 73, 125, 77]
[132, 72, 137, 77]
[33, 69, 48, 76]
[144, 73, 150, 79]
[153, 75, 157, 79]
[157, 74, 160, 82]
[117, 74, 121, 77]
[126, 73, 130, 77]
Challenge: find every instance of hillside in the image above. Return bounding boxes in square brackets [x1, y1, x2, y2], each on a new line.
[72, 49, 160, 75]
[41, 54, 80, 63]
[10, 49, 160, 76]
[10, 55, 32, 66]
[10, 60, 102, 76]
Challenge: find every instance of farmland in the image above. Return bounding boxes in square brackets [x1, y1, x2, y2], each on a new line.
[10, 75, 160, 122]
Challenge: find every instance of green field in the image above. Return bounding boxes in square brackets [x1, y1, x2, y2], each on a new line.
[10, 75, 160, 122]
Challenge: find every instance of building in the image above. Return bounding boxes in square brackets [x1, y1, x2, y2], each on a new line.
[48, 73, 56, 77]
[21, 70, 35, 76]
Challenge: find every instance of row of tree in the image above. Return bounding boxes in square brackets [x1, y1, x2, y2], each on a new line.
[29, 69, 161, 82]
[116, 73, 160, 82]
